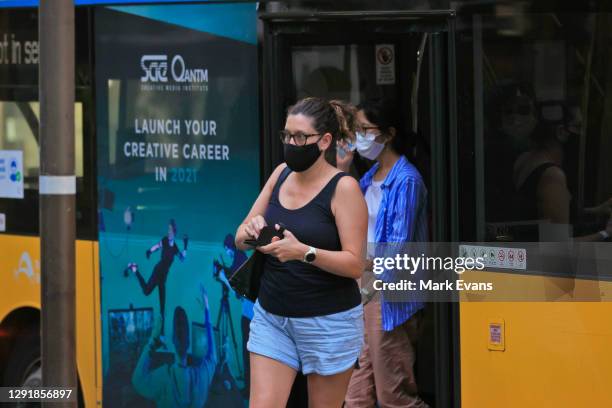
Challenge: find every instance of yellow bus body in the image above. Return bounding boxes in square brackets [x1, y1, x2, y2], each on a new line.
[0, 234, 101, 406]
[461, 272, 612, 407]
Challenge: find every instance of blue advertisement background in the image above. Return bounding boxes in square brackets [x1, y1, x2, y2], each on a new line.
[95, 4, 259, 406]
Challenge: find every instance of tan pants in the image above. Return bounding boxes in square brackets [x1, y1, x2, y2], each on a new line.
[345, 301, 429, 408]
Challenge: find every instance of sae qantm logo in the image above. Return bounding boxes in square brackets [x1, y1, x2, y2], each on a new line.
[140, 55, 168, 82]
[140, 54, 208, 89]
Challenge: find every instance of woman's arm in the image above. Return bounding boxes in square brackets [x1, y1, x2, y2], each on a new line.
[259, 176, 367, 279]
[234, 163, 287, 251]
[375, 177, 427, 283]
[537, 166, 571, 225]
[320, 176, 368, 278]
[176, 235, 188, 262]
[145, 241, 162, 259]
[388, 178, 428, 243]
[583, 197, 612, 217]
[536, 167, 612, 241]
[574, 217, 612, 242]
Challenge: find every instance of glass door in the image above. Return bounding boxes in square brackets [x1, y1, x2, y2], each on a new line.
[261, 10, 459, 407]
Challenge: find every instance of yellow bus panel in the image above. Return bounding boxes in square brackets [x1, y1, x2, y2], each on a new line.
[0, 234, 100, 406]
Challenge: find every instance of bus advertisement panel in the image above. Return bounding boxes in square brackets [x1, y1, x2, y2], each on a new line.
[95, 4, 259, 406]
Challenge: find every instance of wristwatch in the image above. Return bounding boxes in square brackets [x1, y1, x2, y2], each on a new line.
[598, 230, 610, 241]
[303, 246, 317, 263]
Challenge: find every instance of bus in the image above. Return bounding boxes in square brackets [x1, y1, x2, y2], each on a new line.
[0, 1, 611, 407]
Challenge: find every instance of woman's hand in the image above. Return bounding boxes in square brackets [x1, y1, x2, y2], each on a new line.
[258, 225, 308, 263]
[598, 198, 612, 217]
[244, 215, 267, 239]
[336, 141, 354, 173]
[235, 164, 288, 251]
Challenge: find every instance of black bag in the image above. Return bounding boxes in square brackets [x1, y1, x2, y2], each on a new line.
[228, 250, 265, 302]
[228, 166, 291, 301]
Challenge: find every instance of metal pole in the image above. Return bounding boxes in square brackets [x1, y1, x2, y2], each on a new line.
[39, 1, 77, 406]
[472, 15, 486, 242]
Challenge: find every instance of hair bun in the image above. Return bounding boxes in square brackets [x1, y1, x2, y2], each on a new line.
[329, 99, 358, 142]
[287, 97, 358, 142]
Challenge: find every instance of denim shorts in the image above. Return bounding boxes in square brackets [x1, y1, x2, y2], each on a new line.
[247, 300, 364, 375]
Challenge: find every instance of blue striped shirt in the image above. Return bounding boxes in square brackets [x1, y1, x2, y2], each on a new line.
[360, 155, 428, 331]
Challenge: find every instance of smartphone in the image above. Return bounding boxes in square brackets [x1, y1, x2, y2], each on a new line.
[244, 224, 285, 247]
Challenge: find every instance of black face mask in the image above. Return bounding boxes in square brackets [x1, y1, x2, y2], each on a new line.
[284, 142, 321, 172]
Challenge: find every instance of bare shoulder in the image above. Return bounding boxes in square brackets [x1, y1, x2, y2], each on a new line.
[332, 174, 363, 211]
[335, 173, 361, 195]
[540, 165, 566, 185]
[331, 173, 366, 219]
[271, 163, 288, 178]
[264, 163, 288, 189]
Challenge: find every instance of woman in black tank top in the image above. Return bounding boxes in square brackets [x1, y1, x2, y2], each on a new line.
[512, 110, 612, 242]
[234, 97, 368, 407]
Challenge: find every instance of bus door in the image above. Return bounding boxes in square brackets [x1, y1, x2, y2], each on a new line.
[260, 10, 459, 407]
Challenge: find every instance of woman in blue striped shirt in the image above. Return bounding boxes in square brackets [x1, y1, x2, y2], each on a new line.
[341, 98, 430, 408]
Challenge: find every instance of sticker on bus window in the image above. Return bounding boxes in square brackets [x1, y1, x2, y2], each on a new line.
[0, 213, 5, 232]
[0, 150, 24, 199]
[376, 44, 396, 85]
[459, 244, 527, 270]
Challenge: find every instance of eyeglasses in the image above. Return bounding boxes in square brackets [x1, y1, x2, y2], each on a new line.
[357, 126, 381, 136]
[356, 126, 382, 140]
[279, 130, 323, 146]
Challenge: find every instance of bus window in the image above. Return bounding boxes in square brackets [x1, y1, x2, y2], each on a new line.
[289, 40, 430, 183]
[0, 101, 85, 235]
[459, 11, 612, 246]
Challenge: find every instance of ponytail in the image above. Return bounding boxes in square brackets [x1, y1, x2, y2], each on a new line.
[288, 97, 358, 143]
[329, 99, 358, 143]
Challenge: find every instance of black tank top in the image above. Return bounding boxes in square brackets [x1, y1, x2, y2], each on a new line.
[515, 162, 558, 222]
[513, 162, 578, 241]
[258, 167, 361, 317]
[160, 236, 180, 268]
